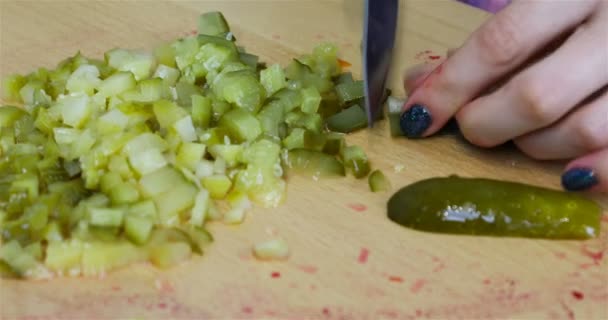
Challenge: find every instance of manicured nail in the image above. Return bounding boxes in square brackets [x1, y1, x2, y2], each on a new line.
[400, 104, 432, 138]
[561, 168, 598, 191]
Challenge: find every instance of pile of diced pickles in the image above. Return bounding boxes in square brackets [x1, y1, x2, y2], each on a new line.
[0, 12, 390, 279]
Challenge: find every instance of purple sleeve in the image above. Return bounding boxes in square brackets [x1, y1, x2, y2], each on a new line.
[458, 0, 511, 13]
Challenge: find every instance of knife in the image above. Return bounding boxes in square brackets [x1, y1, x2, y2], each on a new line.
[362, 0, 399, 127]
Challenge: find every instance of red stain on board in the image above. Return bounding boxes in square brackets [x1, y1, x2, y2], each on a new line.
[415, 309, 423, 317]
[190, 29, 197, 35]
[388, 276, 404, 283]
[272, 34, 281, 40]
[415, 50, 445, 63]
[155, 279, 175, 294]
[571, 291, 584, 300]
[358, 248, 370, 264]
[433, 262, 446, 273]
[554, 252, 567, 259]
[126, 294, 139, 305]
[415, 50, 432, 59]
[601, 214, 608, 223]
[271, 271, 281, 278]
[378, 310, 399, 318]
[581, 245, 604, 265]
[365, 286, 387, 298]
[158, 302, 168, 309]
[298, 264, 318, 274]
[410, 279, 427, 294]
[322, 307, 331, 316]
[239, 252, 252, 261]
[348, 203, 367, 212]
[483, 278, 491, 285]
[560, 301, 575, 320]
[310, 284, 318, 290]
[242, 306, 253, 314]
[111, 285, 121, 291]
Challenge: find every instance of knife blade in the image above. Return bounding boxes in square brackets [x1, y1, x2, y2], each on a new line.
[362, 0, 399, 127]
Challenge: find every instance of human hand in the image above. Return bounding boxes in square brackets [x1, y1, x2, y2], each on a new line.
[400, 0, 608, 193]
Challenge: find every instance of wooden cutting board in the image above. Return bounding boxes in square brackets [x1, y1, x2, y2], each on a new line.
[1, 1, 606, 319]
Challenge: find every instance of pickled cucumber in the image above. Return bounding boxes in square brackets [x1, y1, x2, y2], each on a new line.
[387, 176, 602, 239]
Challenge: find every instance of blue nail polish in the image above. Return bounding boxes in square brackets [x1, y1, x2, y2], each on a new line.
[399, 104, 432, 138]
[561, 168, 598, 191]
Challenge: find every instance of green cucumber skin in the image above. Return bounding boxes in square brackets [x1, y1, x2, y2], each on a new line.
[387, 176, 602, 239]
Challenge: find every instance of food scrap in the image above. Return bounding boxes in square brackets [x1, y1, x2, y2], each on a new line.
[358, 247, 370, 264]
[252, 238, 290, 261]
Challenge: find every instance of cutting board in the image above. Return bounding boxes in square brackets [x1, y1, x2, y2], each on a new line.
[1, 1, 607, 319]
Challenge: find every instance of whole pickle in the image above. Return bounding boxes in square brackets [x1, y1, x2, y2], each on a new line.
[387, 176, 603, 239]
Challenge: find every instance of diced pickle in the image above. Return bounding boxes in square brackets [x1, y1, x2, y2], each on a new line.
[219, 108, 262, 142]
[81, 241, 146, 276]
[368, 170, 391, 192]
[198, 11, 230, 36]
[149, 242, 191, 268]
[0, 10, 388, 279]
[326, 105, 367, 133]
[335, 80, 364, 104]
[124, 215, 154, 245]
[284, 149, 345, 178]
[342, 145, 371, 179]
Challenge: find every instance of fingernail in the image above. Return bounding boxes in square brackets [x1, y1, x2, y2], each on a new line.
[561, 168, 599, 191]
[400, 104, 432, 138]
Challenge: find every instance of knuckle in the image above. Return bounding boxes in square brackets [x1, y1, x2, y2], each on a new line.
[475, 11, 522, 67]
[515, 78, 559, 124]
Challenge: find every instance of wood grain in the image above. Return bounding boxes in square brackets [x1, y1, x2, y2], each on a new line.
[1, 1, 606, 319]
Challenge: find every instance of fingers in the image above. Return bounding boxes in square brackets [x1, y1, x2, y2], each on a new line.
[457, 16, 608, 147]
[403, 49, 455, 93]
[399, 0, 599, 138]
[403, 63, 437, 93]
[562, 148, 608, 193]
[514, 89, 608, 160]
